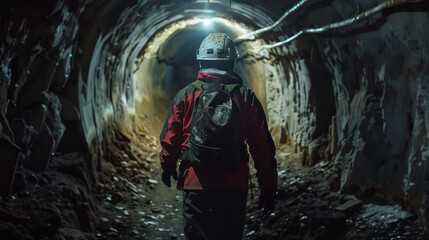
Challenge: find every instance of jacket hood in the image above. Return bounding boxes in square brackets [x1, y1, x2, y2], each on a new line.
[197, 68, 243, 85]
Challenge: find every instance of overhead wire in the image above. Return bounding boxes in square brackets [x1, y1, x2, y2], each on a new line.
[236, 0, 309, 40]
[239, 0, 415, 54]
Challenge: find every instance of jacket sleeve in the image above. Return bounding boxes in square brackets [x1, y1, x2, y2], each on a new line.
[159, 97, 184, 172]
[245, 92, 278, 192]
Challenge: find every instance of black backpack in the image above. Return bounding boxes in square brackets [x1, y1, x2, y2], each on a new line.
[188, 79, 242, 172]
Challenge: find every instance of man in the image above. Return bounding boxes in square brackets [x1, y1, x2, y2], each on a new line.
[159, 33, 277, 240]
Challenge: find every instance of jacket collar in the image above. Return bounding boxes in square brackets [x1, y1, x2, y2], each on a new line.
[197, 68, 243, 85]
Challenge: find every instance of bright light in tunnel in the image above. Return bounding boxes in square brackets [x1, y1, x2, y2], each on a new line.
[203, 18, 212, 27]
[141, 17, 257, 59]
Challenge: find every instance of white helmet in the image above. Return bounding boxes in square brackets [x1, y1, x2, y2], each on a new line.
[196, 33, 239, 61]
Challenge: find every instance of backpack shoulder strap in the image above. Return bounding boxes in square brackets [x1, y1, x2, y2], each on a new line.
[191, 80, 204, 90]
[224, 83, 240, 92]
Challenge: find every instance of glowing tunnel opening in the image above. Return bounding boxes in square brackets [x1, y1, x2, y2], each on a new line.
[131, 16, 274, 142]
[78, 1, 293, 165]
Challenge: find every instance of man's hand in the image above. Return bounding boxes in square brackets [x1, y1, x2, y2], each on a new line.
[162, 169, 178, 187]
[257, 190, 276, 219]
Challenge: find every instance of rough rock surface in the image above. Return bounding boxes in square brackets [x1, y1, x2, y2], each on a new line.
[0, 0, 87, 195]
[260, 0, 429, 230]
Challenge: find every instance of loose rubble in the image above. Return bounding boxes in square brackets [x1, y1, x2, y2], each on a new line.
[1, 143, 427, 240]
[244, 145, 428, 240]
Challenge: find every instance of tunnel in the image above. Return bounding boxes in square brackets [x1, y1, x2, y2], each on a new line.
[1, 0, 429, 239]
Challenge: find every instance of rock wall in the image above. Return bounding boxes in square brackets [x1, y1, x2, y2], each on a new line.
[269, 0, 429, 229]
[0, 0, 89, 196]
[325, 2, 429, 229]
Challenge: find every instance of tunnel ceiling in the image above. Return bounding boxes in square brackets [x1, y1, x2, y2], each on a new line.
[1, 0, 429, 233]
[79, 0, 289, 143]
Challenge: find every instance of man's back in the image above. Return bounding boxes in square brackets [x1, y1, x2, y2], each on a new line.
[159, 68, 277, 192]
[159, 33, 277, 240]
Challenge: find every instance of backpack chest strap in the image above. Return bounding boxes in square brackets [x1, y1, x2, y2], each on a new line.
[191, 80, 240, 93]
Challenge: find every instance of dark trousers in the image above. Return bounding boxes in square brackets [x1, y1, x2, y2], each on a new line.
[183, 190, 247, 240]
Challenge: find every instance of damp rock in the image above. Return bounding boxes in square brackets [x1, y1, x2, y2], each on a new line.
[11, 172, 26, 193]
[0, 136, 21, 198]
[148, 179, 158, 185]
[110, 192, 123, 204]
[98, 217, 110, 231]
[74, 203, 92, 232]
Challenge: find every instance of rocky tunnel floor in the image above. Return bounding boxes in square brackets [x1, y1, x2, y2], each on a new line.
[1, 142, 428, 240]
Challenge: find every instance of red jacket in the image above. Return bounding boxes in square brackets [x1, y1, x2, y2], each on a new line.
[159, 69, 277, 192]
